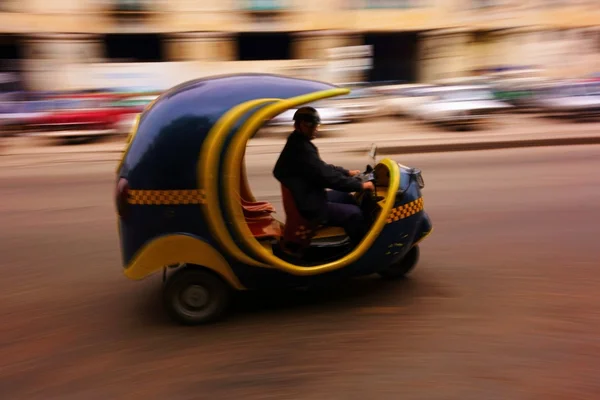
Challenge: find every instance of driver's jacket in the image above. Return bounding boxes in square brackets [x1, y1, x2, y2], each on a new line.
[273, 130, 363, 222]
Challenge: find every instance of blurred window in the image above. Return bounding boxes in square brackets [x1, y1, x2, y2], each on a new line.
[104, 34, 164, 62]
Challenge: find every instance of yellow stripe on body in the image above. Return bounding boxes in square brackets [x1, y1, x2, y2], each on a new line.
[198, 98, 281, 268]
[221, 88, 404, 276]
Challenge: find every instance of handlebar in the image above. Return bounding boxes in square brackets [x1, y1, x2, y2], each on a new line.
[353, 166, 384, 211]
[355, 171, 375, 184]
[354, 165, 377, 202]
[354, 164, 376, 185]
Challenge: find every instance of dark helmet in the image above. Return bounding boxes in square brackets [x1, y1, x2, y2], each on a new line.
[293, 106, 321, 125]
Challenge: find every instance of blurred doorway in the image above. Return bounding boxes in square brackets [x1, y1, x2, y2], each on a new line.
[363, 32, 419, 83]
[104, 34, 164, 62]
[0, 34, 25, 95]
[237, 33, 292, 60]
[0, 34, 23, 70]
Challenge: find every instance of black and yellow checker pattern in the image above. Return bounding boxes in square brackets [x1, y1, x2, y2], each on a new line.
[386, 197, 424, 223]
[128, 189, 207, 205]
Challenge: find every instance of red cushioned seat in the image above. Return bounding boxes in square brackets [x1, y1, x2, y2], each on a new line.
[280, 184, 317, 250]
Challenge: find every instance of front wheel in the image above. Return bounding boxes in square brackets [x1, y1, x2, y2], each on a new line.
[163, 267, 231, 325]
[378, 245, 420, 280]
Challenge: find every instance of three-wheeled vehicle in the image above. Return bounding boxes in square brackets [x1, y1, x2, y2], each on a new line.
[115, 74, 433, 325]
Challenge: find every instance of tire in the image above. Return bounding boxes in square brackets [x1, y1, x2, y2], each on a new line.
[162, 267, 231, 325]
[378, 245, 420, 280]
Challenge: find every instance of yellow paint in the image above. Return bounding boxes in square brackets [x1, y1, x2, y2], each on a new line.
[198, 98, 280, 268]
[116, 113, 140, 173]
[260, 240, 273, 253]
[221, 87, 401, 275]
[142, 94, 161, 114]
[413, 227, 434, 247]
[312, 226, 347, 239]
[114, 90, 179, 174]
[239, 158, 256, 202]
[123, 234, 245, 290]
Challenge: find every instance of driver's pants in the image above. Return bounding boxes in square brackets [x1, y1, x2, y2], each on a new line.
[325, 190, 368, 245]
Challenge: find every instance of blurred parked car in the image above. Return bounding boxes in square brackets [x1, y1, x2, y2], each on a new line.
[328, 87, 382, 121]
[533, 81, 600, 120]
[26, 93, 156, 138]
[0, 100, 53, 136]
[266, 99, 352, 128]
[111, 95, 158, 134]
[490, 77, 549, 110]
[412, 85, 512, 130]
[377, 84, 438, 117]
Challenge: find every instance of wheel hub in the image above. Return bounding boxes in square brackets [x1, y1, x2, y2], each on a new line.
[181, 285, 209, 309]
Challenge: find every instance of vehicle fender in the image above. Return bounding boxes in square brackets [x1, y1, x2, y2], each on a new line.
[413, 212, 433, 246]
[123, 233, 245, 290]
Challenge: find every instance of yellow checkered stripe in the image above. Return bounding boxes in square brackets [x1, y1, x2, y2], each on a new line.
[128, 189, 207, 205]
[386, 197, 424, 223]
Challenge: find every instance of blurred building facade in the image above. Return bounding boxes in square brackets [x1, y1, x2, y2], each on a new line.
[0, 0, 599, 91]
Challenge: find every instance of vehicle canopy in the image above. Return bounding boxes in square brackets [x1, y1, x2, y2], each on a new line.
[115, 74, 437, 296]
[117, 73, 348, 190]
[117, 74, 407, 276]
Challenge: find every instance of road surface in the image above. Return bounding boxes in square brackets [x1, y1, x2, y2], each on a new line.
[1, 145, 599, 399]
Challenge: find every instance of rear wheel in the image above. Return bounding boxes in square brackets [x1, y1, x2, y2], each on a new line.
[378, 245, 420, 280]
[163, 267, 231, 325]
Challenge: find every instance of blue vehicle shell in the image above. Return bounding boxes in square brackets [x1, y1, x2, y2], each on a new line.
[115, 73, 433, 325]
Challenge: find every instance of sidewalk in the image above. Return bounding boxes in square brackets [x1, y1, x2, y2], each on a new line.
[250, 117, 600, 155]
[2, 116, 600, 159]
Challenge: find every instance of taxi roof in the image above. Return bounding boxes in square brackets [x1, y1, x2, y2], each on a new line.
[118, 74, 344, 189]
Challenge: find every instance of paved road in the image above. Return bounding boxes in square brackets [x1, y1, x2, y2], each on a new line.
[1, 146, 599, 399]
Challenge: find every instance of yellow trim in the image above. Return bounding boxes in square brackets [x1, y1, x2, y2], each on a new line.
[227, 157, 399, 276]
[222, 88, 400, 275]
[115, 95, 161, 174]
[123, 234, 245, 290]
[413, 227, 433, 247]
[116, 113, 141, 173]
[198, 98, 280, 267]
[205, 88, 356, 272]
[240, 157, 256, 202]
[143, 93, 161, 113]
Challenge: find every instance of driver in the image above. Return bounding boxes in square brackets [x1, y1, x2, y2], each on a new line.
[273, 106, 374, 246]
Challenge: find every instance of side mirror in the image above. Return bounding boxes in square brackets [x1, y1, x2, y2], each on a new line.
[368, 143, 377, 165]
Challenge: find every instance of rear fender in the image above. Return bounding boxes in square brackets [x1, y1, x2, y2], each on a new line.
[123, 234, 245, 290]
